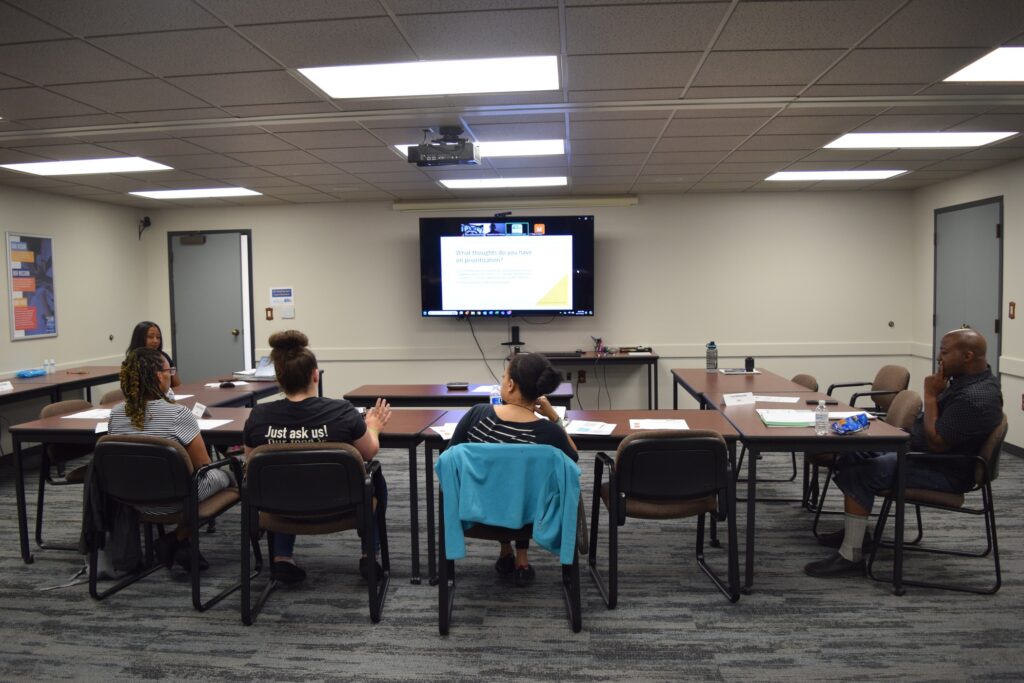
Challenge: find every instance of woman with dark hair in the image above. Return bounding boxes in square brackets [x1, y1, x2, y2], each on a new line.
[242, 330, 392, 585]
[107, 347, 232, 569]
[449, 352, 578, 587]
[127, 321, 180, 388]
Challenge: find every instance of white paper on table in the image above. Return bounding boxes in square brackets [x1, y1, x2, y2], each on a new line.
[753, 395, 801, 404]
[719, 368, 761, 375]
[755, 409, 815, 427]
[173, 393, 194, 400]
[723, 392, 755, 406]
[630, 418, 689, 430]
[94, 422, 108, 433]
[471, 384, 498, 393]
[565, 420, 616, 435]
[0, 380, 13, 392]
[431, 423, 458, 439]
[627, 351, 653, 356]
[829, 411, 875, 420]
[197, 419, 232, 429]
[62, 408, 111, 419]
[534, 405, 566, 420]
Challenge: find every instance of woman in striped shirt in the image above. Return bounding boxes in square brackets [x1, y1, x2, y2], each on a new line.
[107, 347, 231, 570]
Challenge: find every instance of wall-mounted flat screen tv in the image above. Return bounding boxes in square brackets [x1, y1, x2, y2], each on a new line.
[420, 215, 594, 317]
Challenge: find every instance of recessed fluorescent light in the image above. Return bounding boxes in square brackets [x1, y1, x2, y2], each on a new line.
[826, 132, 1017, 148]
[945, 47, 1024, 82]
[1, 157, 172, 176]
[766, 170, 907, 181]
[395, 139, 565, 158]
[299, 56, 559, 98]
[440, 176, 568, 189]
[130, 188, 262, 199]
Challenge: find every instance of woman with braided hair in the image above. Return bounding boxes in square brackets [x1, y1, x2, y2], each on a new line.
[107, 347, 231, 570]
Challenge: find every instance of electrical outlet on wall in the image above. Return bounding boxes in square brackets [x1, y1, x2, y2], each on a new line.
[579, 370, 587, 383]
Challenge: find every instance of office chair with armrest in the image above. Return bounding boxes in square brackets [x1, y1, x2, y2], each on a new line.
[86, 434, 248, 611]
[827, 364, 909, 417]
[241, 442, 389, 625]
[867, 414, 1008, 594]
[36, 399, 94, 551]
[436, 443, 584, 635]
[809, 390, 924, 541]
[589, 430, 739, 608]
[99, 388, 124, 405]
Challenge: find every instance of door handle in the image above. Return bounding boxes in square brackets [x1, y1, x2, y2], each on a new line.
[231, 328, 240, 337]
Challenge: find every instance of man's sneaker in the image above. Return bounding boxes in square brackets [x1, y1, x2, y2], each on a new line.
[495, 553, 515, 576]
[514, 564, 535, 587]
[359, 556, 384, 582]
[270, 561, 307, 585]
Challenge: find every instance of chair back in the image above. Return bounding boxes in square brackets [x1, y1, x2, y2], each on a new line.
[883, 390, 922, 431]
[93, 434, 193, 506]
[615, 429, 729, 500]
[871, 365, 910, 412]
[246, 442, 367, 516]
[100, 388, 125, 404]
[41, 399, 96, 461]
[41, 399, 94, 420]
[975, 414, 1008, 484]
[790, 374, 818, 391]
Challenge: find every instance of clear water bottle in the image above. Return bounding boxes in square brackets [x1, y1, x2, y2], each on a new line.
[489, 386, 502, 407]
[48, 359, 56, 374]
[705, 341, 718, 372]
[815, 399, 829, 436]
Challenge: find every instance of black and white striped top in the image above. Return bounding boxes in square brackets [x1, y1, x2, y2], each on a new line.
[108, 398, 200, 447]
[450, 403, 577, 462]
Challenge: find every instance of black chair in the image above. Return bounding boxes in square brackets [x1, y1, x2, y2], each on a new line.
[87, 434, 247, 611]
[436, 443, 585, 635]
[827, 364, 910, 418]
[241, 442, 389, 625]
[589, 430, 739, 608]
[868, 414, 1008, 594]
[36, 399, 94, 551]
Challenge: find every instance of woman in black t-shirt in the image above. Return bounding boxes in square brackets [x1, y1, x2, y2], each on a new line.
[127, 320, 180, 389]
[243, 330, 391, 585]
[450, 352, 577, 587]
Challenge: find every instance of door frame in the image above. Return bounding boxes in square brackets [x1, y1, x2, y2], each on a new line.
[932, 195, 1003, 371]
[167, 229, 255, 372]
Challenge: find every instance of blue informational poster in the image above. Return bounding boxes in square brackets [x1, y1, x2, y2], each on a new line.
[7, 232, 57, 340]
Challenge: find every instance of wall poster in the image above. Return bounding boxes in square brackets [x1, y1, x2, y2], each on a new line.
[7, 232, 57, 340]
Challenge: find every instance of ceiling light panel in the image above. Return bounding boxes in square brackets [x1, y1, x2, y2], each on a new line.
[440, 176, 568, 189]
[299, 56, 559, 98]
[1, 157, 172, 176]
[766, 170, 907, 181]
[130, 187, 262, 199]
[826, 132, 1017, 148]
[945, 47, 1024, 82]
[395, 139, 565, 158]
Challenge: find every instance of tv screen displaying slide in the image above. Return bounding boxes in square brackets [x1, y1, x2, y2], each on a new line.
[420, 215, 594, 317]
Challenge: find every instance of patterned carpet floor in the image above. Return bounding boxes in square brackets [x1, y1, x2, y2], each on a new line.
[0, 447, 1021, 681]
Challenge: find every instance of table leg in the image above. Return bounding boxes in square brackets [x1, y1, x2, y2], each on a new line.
[651, 361, 659, 410]
[425, 443, 438, 585]
[13, 437, 33, 564]
[892, 444, 906, 595]
[673, 378, 678, 409]
[742, 444, 757, 593]
[407, 445, 421, 584]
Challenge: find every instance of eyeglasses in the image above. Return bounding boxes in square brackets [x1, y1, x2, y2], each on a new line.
[159, 367, 177, 376]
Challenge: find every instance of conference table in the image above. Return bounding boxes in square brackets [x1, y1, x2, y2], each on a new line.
[516, 351, 661, 409]
[7, 404, 447, 583]
[344, 382, 575, 409]
[671, 367, 812, 409]
[419, 408, 740, 585]
[1, 365, 120, 405]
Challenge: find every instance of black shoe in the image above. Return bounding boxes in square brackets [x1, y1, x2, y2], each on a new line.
[271, 561, 307, 585]
[495, 553, 515, 576]
[817, 528, 873, 553]
[153, 533, 178, 569]
[174, 539, 210, 572]
[359, 556, 384, 582]
[514, 564, 535, 587]
[804, 552, 865, 578]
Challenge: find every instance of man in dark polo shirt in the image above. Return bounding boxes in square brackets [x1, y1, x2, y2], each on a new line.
[805, 328, 1003, 578]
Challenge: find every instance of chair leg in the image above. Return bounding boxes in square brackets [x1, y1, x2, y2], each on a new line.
[438, 494, 455, 635]
[240, 507, 266, 625]
[367, 503, 390, 623]
[587, 493, 618, 609]
[695, 505, 740, 602]
[561, 554, 582, 633]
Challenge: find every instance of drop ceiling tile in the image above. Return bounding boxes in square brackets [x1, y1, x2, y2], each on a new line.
[310, 147, 403, 163]
[695, 50, 844, 87]
[184, 134, 296, 154]
[202, 0, 385, 24]
[739, 133, 835, 150]
[569, 88, 687, 102]
[945, 116, 1024, 134]
[260, 162, 339, 175]
[863, 0, 1024, 48]
[703, 161, 780, 174]
[237, 18, 415, 68]
[0, 87, 101, 119]
[488, 158, 567, 170]
[570, 153, 650, 166]
[568, 53, 702, 90]
[802, 83, 925, 96]
[330, 159, 412, 174]
[571, 138, 659, 155]
[566, 3, 726, 54]
[169, 71, 322, 107]
[222, 102, 338, 117]
[279, 193, 338, 203]
[75, 175, 158, 192]
[122, 108, 231, 122]
[820, 48, 986, 85]
[665, 116, 769, 137]
[144, 153, 242, 169]
[403, 9, 559, 59]
[94, 138, 214, 157]
[469, 121, 567, 141]
[0, 40, 147, 85]
[117, 170, 209, 182]
[573, 175, 638, 186]
[195, 167, 276, 180]
[917, 158, 1002, 172]
[717, 0, 902, 50]
[227, 176, 300, 188]
[800, 148, 884, 162]
[287, 173, 364, 186]
[8, 0, 222, 34]
[12, 113, 128, 128]
[684, 85, 804, 99]
[690, 181, 758, 192]
[278, 129, 382, 148]
[726, 149, 811, 163]
[93, 29, 279, 77]
[654, 136, 746, 152]
[12, 143, 122, 159]
[852, 113, 977, 132]
[703, 172, 770, 182]
[760, 115, 873, 135]
[148, 179, 236, 190]
[646, 151, 729, 165]
[951, 147, 1024, 161]
[568, 111, 668, 122]
[0, 149, 49, 163]
[0, 4, 69, 43]
[570, 119, 668, 139]
[639, 163, 715, 175]
[51, 79, 210, 112]
[874, 149, 966, 161]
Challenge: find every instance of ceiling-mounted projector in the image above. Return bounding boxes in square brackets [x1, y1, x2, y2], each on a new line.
[407, 126, 481, 166]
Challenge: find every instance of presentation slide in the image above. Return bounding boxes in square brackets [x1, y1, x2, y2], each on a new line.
[440, 235, 574, 310]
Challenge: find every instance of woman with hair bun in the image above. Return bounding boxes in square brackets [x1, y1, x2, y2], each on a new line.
[107, 347, 232, 570]
[449, 352, 577, 587]
[242, 330, 392, 585]
[127, 321, 180, 388]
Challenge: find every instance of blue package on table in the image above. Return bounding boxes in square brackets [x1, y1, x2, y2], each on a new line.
[16, 368, 47, 378]
[830, 413, 870, 435]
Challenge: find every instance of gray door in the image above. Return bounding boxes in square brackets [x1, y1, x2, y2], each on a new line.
[934, 199, 1002, 374]
[169, 231, 253, 382]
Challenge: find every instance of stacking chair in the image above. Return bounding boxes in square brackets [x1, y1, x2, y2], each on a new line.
[87, 434, 246, 611]
[99, 388, 125, 404]
[868, 414, 1008, 594]
[36, 399, 94, 550]
[810, 390, 924, 541]
[827, 364, 910, 417]
[436, 443, 584, 635]
[589, 430, 739, 608]
[241, 443, 389, 625]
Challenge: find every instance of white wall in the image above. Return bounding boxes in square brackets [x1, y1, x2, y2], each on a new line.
[912, 157, 1024, 447]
